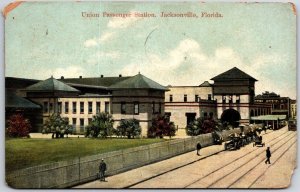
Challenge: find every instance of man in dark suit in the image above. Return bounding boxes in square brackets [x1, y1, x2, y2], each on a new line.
[99, 159, 107, 181]
[265, 147, 271, 164]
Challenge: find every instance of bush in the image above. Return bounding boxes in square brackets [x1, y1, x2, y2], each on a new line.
[42, 113, 72, 138]
[116, 119, 141, 139]
[186, 117, 217, 136]
[85, 112, 114, 138]
[7, 114, 31, 137]
[148, 115, 176, 138]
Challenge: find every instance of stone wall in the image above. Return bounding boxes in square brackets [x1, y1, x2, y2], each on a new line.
[6, 125, 260, 189]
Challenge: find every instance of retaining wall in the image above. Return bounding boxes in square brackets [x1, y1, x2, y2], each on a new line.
[6, 125, 261, 188]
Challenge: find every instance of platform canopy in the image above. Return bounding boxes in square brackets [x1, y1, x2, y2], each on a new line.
[250, 115, 286, 121]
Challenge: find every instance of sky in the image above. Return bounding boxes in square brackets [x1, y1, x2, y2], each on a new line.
[5, 2, 296, 99]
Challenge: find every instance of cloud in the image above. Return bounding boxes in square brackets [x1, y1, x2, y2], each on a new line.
[120, 38, 295, 98]
[52, 66, 88, 79]
[84, 38, 98, 48]
[107, 11, 143, 29]
[86, 51, 121, 65]
[99, 32, 115, 43]
[84, 32, 116, 48]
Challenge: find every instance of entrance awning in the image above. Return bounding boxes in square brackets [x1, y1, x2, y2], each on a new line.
[250, 115, 286, 121]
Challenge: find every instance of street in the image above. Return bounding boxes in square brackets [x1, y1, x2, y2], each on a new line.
[75, 126, 296, 189]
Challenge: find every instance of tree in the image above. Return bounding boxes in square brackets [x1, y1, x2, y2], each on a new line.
[116, 119, 141, 139]
[148, 115, 176, 138]
[7, 114, 31, 138]
[186, 117, 217, 136]
[42, 113, 72, 138]
[85, 112, 114, 138]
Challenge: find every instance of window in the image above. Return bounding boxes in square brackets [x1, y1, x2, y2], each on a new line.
[134, 102, 139, 115]
[96, 102, 100, 114]
[80, 118, 84, 132]
[72, 118, 77, 130]
[158, 102, 162, 114]
[165, 112, 171, 122]
[58, 102, 62, 114]
[121, 102, 126, 114]
[88, 118, 92, 125]
[169, 95, 173, 102]
[49, 103, 53, 113]
[236, 95, 240, 104]
[229, 95, 233, 104]
[204, 112, 207, 117]
[105, 102, 109, 113]
[88, 102, 93, 114]
[195, 95, 199, 102]
[208, 94, 212, 101]
[152, 101, 155, 114]
[72, 102, 77, 114]
[65, 102, 69, 114]
[184, 94, 187, 102]
[43, 102, 48, 113]
[222, 96, 226, 104]
[80, 102, 84, 114]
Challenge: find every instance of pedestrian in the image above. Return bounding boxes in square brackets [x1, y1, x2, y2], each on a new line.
[265, 147, 271, 164]
[99, 159, 107, 181]
[196, 142, 202, 156]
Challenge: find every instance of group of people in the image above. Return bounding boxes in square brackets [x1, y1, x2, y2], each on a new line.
[196, 142, 272, 164]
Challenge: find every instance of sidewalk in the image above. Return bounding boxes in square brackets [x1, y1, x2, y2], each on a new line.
[74, 129, 273, 188]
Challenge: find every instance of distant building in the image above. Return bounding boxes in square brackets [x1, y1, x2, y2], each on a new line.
[255, 91, 292, 118]
[291, 100, 297, 119]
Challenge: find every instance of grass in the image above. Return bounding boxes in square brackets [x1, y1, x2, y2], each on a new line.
[5, 137, 165, 173]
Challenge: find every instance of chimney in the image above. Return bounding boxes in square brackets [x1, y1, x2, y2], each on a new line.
[79, 76, 82, 79]
[119, 74, 122, 77]
[61, 76, 64, 79]
[101, 75, 104, 78]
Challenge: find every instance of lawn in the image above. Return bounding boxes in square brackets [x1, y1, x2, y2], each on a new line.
[5, 137, 165, 173]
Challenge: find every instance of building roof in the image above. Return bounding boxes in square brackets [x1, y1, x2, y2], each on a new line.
[199, 81, 212, 87]
[6, 91, 41, 109]
[61, 76, 131, 88]
[25, 77, 79, 92]
[211, 67, 257, 81]
[108, 73, 168, 91]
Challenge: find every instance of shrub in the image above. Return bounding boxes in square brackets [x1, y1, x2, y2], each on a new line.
[186, 117, 217, 136]
[148, 115, 176, 138]
[42, 113, 72, 138]
[7, 114, 31, 137]
[117, 119, 141, 139]
[85, 112, 114, 138]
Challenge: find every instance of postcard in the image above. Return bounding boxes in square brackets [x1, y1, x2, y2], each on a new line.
[4, 1, 297, 189]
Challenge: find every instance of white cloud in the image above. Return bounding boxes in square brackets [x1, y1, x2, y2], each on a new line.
[86, 51, 121, 65]
[107, 11, 143, 29]
[52, 66, 87, 79]
[84, 38, 98, 48]
[99, 32, 115, 43]
[120, 38, 295, 98]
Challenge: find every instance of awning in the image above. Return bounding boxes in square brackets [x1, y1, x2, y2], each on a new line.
[250, 115, 286, 121]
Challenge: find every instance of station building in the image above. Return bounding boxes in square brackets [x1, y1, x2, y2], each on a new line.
[6, 67, 292, 137]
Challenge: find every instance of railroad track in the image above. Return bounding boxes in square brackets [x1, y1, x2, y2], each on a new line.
[127, 129, 293, 188]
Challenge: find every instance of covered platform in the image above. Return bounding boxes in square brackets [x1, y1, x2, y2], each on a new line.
[250, 115, 286, 130]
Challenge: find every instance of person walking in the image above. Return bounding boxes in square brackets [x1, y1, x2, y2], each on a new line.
[196, 142, 202, 156]
[265, 147, 271, 164]
[99, 159, 107, 181]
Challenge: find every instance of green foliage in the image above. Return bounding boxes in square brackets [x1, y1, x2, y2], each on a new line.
[85, 112, 114, 138]
[148, 115, 176, 138]
[7, 114, 31, 138]
[116, 119, 141, 139]
[186, 117, 217, 136]
[42, 113, 72, 138]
